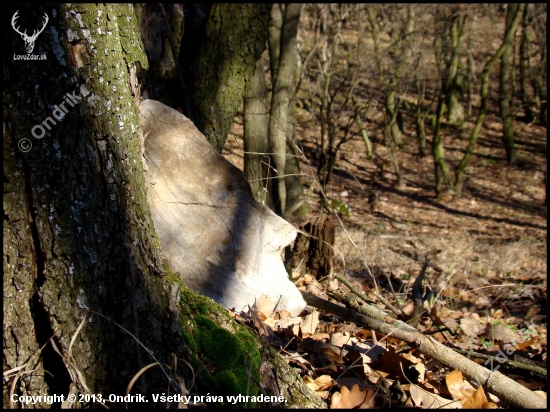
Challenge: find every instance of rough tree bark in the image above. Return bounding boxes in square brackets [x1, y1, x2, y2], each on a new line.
[4, 4, 179, 406]
[290, 215, 335, 280]
[179, 4, 272, 152]
[3, 4, 324, 408]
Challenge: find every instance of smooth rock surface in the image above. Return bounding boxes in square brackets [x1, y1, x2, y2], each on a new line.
[140, 99, 306, 316]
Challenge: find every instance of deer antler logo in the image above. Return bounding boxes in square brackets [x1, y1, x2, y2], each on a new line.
[12, 11, 49, 54]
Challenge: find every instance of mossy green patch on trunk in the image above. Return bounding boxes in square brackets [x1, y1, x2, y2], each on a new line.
[169, 277, 261, 408]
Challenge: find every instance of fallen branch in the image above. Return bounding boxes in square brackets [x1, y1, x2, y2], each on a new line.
[334, 273, 402, 318]
[454, 349, 547, 381]
[301, 291, 546, 409]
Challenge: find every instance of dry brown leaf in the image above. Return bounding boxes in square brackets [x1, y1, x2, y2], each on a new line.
[276, 310, 292, 319]
[310, 333, 330, 341]
[298, 337, 343, 363]
[459, 317, 485, 337]
[484, 324, 518, 344]
[411, 362, 426, 383]
[513, 337, 539, 350]
[304, 374, 334, 392]
[255, 310, 267, 322]
[446, 370, 475, 399]
[410, 383, 462, 408]
[263, 316, 278, 328]
[461, 386, 489, 409]
[401, 351, 421, 363]
[345, 350, 372, 377]
[446, 369, 493, 408]
[254, 294, 274, 318]
[378, 346, 415, 379]
[330, 332, 357, 347]
[300, 309, 320, 336]
[331, 384, 375, 409]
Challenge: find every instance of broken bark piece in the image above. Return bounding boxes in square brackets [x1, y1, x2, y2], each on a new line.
[291, 214, 335, 279]
[139, 99, 306, 316]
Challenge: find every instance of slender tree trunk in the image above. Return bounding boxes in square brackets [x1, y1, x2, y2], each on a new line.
[519, 4, 534, 123]
[446, 14, 468, 125]
[284, 114, 310, 216]
[414, 78, 428, 157]
[244, 55, 273, 208]
[352, 96, 373, 158]
[415, 108, 427, 158]
[499, 4, 522, 165]
[179, 4, 271, 151]
[385, 92, 403, 148]
[268, 4, 284, 83]
[269, 4, 309, 216]
[268, 3, 303, 215]
[432, 96, 454, 197]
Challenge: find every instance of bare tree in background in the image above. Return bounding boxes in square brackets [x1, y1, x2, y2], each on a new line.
[453, 4, 524, 194]
[366, 4, 416, 149]
[499, 3, 523, 165]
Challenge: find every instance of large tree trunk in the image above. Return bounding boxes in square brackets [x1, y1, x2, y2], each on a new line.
[4, 4, 323, 408]
[179, 4, 272, 152]
[4, 4, 179, 405]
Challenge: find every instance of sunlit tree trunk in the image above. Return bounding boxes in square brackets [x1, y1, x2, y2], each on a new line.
[244, 55, 273, 208]
[268, 3, 303, 215]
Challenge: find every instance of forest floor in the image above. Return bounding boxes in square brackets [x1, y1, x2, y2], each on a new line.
[223, 104, 547, 407]
[221, 7, 546, 407]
